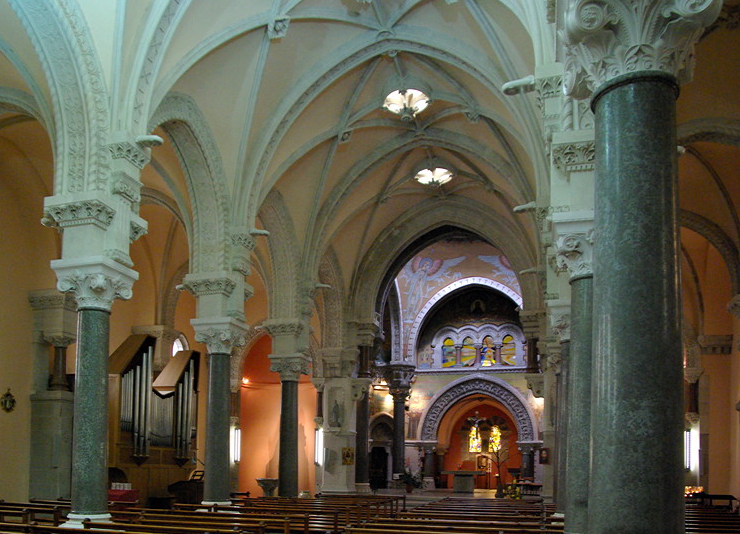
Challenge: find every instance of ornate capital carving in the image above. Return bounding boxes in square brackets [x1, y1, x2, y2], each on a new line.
[262, 320, 304, 338]
[42, 199, 115, 230]
[553, 212, 595, 280]
[552, 141, 595, 173]
[269, 354, 310, 381]
[561, 0, 722, 97]
[384, 362, 415, 395]
[191, 317, 246, 355]
[52, 257, 138, 311]
[550, 312, 571, 342]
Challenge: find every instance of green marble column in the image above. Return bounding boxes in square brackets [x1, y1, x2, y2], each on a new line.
[203, 352, 231, 503]
[70, 308, 110, 517]
[279, 378, 299, 496]
[589, 72, 683, 534]
[554, 341, 569, 513]
[564, 275, 593, 534]
[390, 388, 408, 475]
[355, 346, 371, 488]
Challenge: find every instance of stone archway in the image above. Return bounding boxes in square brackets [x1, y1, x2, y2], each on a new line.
[419, 374, 537, 443]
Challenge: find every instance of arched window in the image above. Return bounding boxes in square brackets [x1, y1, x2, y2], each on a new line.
[468, 422, 482, 453]
[488, 425, 502, 453]
[461, 336, 476, 366]
[442, 338, 456, 367]
[481, 335, 495, 367]
[501, 335, 516, 365]
[172, 334, 189, 357]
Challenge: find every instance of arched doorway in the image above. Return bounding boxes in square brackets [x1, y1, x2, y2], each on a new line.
[369, 414, 394, 490]
[419, 375, 539, 490]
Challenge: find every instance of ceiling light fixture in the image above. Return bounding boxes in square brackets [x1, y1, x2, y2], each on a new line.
[415, 166, 454, 186]
[383, 88, 430, 121]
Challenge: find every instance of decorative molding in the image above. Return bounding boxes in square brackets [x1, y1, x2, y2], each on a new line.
[262, 320, 304, 338]
[269, 354, 310, 381]
[420, 375, 537, 442]
[267, 17, 290, 39]
[52, 257, 138, 311]
[28, 290, 77, 312]
[697, 335, 733, 355]
[551, 141, 595, 173]
[561, 0, 723, 97]
[555, 231, 594, 280]
[182, 275, 236, 297]
[42, 199, 115, 230]
[108, 141, 149, 170]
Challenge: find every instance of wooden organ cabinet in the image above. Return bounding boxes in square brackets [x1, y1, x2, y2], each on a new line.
[108, 334, 200, 505]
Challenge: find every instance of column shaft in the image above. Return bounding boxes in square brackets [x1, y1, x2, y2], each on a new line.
[589, 72, 683, 533]
[70, 308, 110, 516]
[554, 341, 569, 512]
[204, 352, 231, 503]
[355, 390, 370, 485]
[392, 393, 406, 474]
[279, 379, 299, 496]
[564, 276, 593, 534]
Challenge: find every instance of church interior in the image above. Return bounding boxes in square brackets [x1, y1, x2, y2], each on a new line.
[1, 1, 740, 533]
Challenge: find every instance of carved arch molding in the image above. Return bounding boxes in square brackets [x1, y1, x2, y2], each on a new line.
[420, 376, 536, 442]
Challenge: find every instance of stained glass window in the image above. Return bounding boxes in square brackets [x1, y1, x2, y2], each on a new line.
[469, 423, 482, 453]
[442, 338, 456, 367]
[461, 336, 476, 366]
[481, 335, 495, 366]
[501, 335, 516, 365]
[488, 425, 501, 452]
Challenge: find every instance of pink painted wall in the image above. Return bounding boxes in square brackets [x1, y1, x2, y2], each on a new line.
[238, 335, 316, 496]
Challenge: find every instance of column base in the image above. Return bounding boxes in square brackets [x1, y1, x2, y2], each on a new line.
[355, 482, 371, 494]
[61, 513, 111, 528]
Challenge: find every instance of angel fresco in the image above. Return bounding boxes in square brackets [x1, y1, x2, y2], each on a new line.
[405, 255, 465, 319]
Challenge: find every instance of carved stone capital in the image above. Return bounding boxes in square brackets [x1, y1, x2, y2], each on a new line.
[561, 0, 722, 97]
[553, 212, 595, 280]
[269, 354, 310, 381]
[549, 308, 571, 343]
[352, 378, 372, 401]
[52, 256, 138, 311]
[262, 319, 304, 338]
[191, 317, 247, 355]
[384, 362, 415, 394]
[683, 366, 704, 384]
[354, 321, 380, 347]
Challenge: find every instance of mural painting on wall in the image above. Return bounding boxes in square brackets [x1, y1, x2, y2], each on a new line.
[395, 239, 522, 361]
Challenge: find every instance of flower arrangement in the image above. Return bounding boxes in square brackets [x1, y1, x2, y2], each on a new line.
[398, 469, 423, 488]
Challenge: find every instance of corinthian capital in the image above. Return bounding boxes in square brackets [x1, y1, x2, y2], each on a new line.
[269, 354, 310, 381]
[561, 0, 722, 97]
[191, 317, 247, 355]
[52, 256, 138, 311]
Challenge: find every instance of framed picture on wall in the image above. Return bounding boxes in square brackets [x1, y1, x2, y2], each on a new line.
[539, 448, 550, 464]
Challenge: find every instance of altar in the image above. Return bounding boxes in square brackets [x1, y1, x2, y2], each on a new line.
[441, 470, 485, 493]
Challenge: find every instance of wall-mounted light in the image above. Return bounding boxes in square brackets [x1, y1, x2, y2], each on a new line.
[314, 428, 324, 466]
[231, 427, 241, 463]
